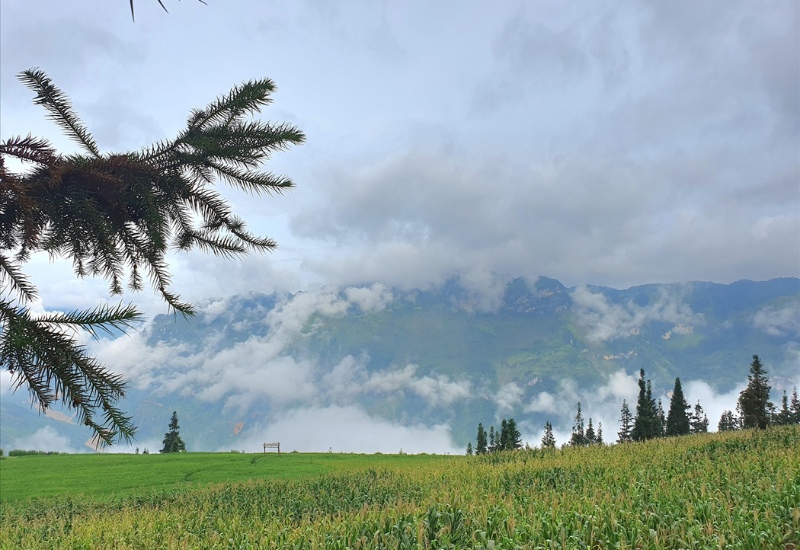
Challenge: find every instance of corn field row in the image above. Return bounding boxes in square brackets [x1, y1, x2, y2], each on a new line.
[2, 427, 798, 549]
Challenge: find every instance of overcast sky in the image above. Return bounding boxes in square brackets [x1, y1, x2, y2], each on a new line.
[2, 0, 798, 314]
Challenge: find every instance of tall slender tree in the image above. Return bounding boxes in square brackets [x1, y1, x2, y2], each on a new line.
[506, 418, 522, 450]
[499, 419, 509, 451]
[585, 418, 596, 444]
[595, 422, 603, 445]
[689, 400, 709, 433]
[160, 411, 186, 453]
[569, 402, 586, 447]
[466, 442, 473, 456]
[791, 386, 800, 424]
[631, 370, 658, 441]
[541, 421, 556, 449]
[665, 377, 690, 436]
[617, 399, 633, 443]
[1, 70, 304, 445]
[738, 355, 772, 429]
[476, 423, 487, 455]
[488, 425, 496, 453]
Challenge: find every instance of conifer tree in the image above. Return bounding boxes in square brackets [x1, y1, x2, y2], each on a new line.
[631, 370, 658, 441]
[466, 442, 473, 456]
[738, 355, 772, 429]
[569, 402, 586, 446]
[541, 421, 556, 449]
[617, 399, 633, 443]
[488, 426, 496, 453]
[499, 419, 509, 451]
[585, 418, 596, 444]
[689, 400, 709, 433]
[160, 411, 185, 453]
[791, 387, 800, 424]
[665, 377, 691, 436]
[1, 70, 304, 445]
[506, 418, 522, 450]
[476, 423, 487, 455]
[595, 422, 603, 445]
[718, 410, 740, 432]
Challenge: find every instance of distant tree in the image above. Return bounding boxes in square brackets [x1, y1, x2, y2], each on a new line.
[499, 419, 509, 451]
[506, 418, 522, 450]
[718, 410, 740, 432]
[655, 398, 666, 437]
[689, 400, 709, 434]
[160, 411, 186, 453]
[569, 402, 586, 447]
[585, 418, 597, 444]
[665, 377, 691, 436]
[466, 442, 473, 456]
[617, 399, 633, 443]
[541, 421, 556, 449]
[791, 387, 800, 424]
[738, 355, 772, 429]
[631, 370, 659, 441]
[595, 422, 603, 445]
[488, 425, 496, 453]
[476, 423, 487, 455]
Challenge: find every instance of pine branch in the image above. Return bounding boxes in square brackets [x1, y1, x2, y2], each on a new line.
[18, 69, 101, 158]
[0, 253, 38, 303]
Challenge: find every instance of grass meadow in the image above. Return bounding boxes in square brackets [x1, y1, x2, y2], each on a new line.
[1, 427, 798, 548]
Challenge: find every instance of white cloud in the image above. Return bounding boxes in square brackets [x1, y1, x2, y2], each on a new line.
[753, 301, 800, 337]
[232, 405, 459, 454]
[571, 285, 704, 342]
[13, 426, 80, 454]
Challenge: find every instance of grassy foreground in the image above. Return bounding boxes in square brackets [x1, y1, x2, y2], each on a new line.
[1, 428, 798, 549]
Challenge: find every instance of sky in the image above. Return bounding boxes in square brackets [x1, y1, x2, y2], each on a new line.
[1, 1, 799, 453]
[1, 0, 798, 317]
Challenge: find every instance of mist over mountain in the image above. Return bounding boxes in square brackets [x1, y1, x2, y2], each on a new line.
[2, 276, 798, 454]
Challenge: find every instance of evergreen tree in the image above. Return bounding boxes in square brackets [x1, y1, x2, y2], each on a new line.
[499, 419, 509, 451]
[689, 400, 709, 433]
[541, 421, 556, 449]
[617, 399, 633, 443]
[791, 387, 800, 424]
[569, 402, 586, 446]
[631, 370, 658, 441]
[585, 418, 596, 444]
[718, 410, 740, 432]
[655, 396, 666, 437]
[595, 422, 603, 445]
[506, 418, 522, 450]
[737, 355, 772, 429]
[476, 423, 487, 455]
[665, 377, 691, 436]
[466, 442, 473, 456]
[1, 70, 303, 445]
[774, 391, 790, 425]
[488, 426, 496, 453]
[160, 411, 186, 453]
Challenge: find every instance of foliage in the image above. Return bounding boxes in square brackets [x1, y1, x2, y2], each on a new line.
[1, 428, 798, 548]
[541, 421, 556, 449]
[569, 402, 586, 447]
[738, 355, 773, 429]
[160, 411, 186, 454]
[475, 423, 487, 455]
[689, 400, 709, 433]
[7, 450, 67, 456]
[718, 410, 740, 432]
[631, 369, 659, 441]
[0, 69, 304, 445]
[665, 377, 690, 436]
[617, 399, 633, 443]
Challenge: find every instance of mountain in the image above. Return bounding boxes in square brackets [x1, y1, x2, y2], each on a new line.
[2, 276, 798, 454]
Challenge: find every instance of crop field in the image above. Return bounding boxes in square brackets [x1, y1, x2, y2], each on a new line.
[1, 427, 798, 549]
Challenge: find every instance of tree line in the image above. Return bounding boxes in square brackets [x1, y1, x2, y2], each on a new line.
[468, 355, 799, 453]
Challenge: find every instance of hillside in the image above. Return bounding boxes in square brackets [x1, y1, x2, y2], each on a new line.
[1, 276, 798, 453]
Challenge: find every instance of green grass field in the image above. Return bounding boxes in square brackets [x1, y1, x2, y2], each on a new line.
[1, 428, 798, 549]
